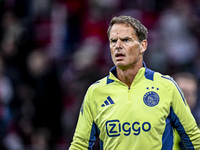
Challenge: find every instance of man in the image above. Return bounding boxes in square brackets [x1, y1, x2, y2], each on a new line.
[69, 16, 200, 150]
[172, 72, 200, 150]
[173, 72, 198, 115]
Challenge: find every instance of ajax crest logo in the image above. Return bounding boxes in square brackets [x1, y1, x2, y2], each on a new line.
[143, 87, 159, 107]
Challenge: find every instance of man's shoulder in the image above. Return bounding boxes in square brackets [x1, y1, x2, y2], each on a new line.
[88, 76, 109, 90]
[153, 71, 176, 87]
[144, 67, 172, 84]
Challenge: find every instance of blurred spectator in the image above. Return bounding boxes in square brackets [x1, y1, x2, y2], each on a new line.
[0, 11, 34, 84]
[173, 73, 199, 113]
[26, 49, 63, 145]
[59, 0, 88, 56]
[0, 56, 14, 149]
[3, 131, 25, 150]
[28, 127, 51, 150]
[157, 0, 198, 74]
[48, 1, 68, 60]
[173, 72, 200, 150]
[61, 36, 108, 145]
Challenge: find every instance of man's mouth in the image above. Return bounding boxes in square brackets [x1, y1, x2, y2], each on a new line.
[115, 53, 125, 61]
[115, 53, 125, 58]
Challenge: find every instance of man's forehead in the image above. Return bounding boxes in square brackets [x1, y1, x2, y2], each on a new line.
[110, 23, 133, 31]
[109, 24, 135, 37]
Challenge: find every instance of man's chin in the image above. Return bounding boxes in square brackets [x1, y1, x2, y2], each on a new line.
[115, 63, 128, 70]
[115, 62, 125, 67]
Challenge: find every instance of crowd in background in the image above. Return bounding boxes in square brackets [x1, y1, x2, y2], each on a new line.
[0, 0, 200, 149]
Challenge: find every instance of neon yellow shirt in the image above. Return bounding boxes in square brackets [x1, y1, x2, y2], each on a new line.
[69, 64, 200, 150]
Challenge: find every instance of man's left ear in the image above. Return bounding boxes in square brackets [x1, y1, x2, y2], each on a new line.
[140, 40, 147, 54]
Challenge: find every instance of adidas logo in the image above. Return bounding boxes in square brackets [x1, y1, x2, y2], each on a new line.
[101, 96, 115, 107]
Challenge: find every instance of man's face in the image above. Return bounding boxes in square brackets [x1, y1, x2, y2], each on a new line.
[109, 23, 146, 70]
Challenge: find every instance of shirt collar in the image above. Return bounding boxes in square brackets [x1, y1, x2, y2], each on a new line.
[108, 61, 154, 85]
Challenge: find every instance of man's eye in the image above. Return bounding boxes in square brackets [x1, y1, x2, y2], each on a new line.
[111, 40, 117, 43]
[124, 39, 129, 42]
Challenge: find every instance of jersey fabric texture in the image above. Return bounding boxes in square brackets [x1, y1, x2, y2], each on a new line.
[69, 63, 200, 150]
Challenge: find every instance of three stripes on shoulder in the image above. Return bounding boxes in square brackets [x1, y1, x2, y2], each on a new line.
[101, 96, 115, 107]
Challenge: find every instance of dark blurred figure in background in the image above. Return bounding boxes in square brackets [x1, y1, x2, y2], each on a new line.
[26, 49, 63, 147]
[0, 55, 14, 149]
[173, 72, 200, 150]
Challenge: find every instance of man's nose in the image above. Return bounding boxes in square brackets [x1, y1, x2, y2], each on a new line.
[115, 40, 122, 49]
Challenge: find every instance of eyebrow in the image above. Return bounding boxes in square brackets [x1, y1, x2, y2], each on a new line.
[121, 36, 132, 40]
[109, 38, 116, 42]
[109, 36, 131, 41]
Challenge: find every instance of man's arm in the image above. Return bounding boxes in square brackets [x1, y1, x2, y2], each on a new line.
[69, 89, 98, 150]
[171, 81, 200, 149]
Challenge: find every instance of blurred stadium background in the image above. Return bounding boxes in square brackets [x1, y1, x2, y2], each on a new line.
[0, 0, 200, 149]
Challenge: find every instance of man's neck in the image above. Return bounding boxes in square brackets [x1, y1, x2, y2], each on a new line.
[116, 61, 143, 87]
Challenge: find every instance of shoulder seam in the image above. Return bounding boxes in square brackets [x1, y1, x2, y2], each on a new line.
[161, 75, 186, 105]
